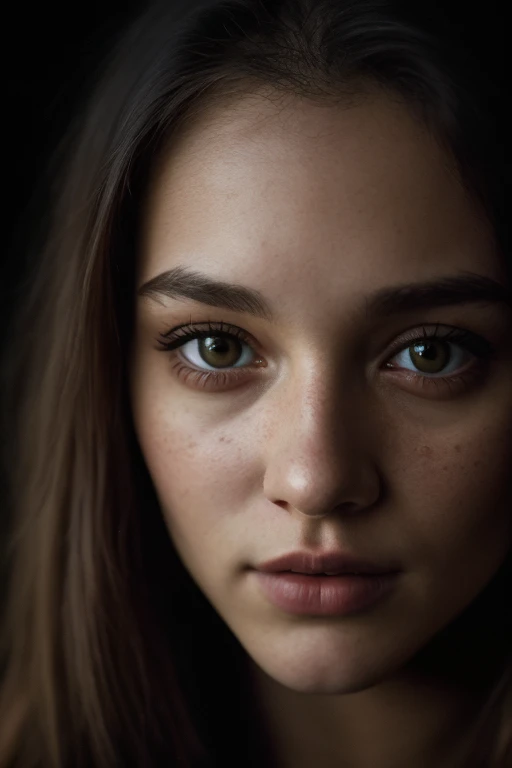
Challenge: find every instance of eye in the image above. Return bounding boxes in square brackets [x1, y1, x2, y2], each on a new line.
[155, 320, 494, 394]
[383, 324, 494, 393]
[172, 328, 255, 371]
[155, 320, 264, 390]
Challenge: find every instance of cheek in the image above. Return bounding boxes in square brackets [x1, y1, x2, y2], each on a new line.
[397, 420, 512, 579]
[132, 398, 254, 553]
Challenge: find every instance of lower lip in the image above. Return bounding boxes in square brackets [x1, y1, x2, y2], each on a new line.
[253, 571, 400, 616]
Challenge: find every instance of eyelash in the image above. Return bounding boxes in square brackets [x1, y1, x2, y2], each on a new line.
[155, 319, 495, 394]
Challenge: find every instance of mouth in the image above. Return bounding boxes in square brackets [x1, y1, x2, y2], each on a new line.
[252, 570, 400, 616]
[280, 569, 370, 576]
[255, 550, 401, 578]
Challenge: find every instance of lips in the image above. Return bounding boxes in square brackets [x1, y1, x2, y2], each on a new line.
[255, 550, 401, 576]
[283, 570, 351, 576]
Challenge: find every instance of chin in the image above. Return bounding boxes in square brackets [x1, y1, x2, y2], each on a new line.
[258, 657, 389, 694]
[225, 599, 423, 696]
[244, 634, 408, 695]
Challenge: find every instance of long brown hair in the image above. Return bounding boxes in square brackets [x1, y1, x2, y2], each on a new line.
[1, 1, 510, 766]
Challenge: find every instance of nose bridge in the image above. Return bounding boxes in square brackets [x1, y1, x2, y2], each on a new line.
[282, 364, 364, 467]
[262, 360, 380, 519]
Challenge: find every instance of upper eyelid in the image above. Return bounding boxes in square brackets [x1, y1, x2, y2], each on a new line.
[161, 320, 474, 345]
[157, 320, 256, 348]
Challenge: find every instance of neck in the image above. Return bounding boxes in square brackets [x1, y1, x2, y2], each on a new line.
[253, 659, 500, 767]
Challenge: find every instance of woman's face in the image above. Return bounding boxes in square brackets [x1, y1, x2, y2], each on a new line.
[129, 89, 512, 694]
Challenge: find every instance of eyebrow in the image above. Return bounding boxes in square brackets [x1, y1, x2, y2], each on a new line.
[137, 265, 512, 321]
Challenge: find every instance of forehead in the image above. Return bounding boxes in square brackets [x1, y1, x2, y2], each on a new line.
[144, 87, 463, 213]
[137, 89, 497, 301]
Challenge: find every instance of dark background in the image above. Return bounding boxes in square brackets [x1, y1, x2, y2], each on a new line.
[1, 2, 147, 583]
[5, 2, 147, 307]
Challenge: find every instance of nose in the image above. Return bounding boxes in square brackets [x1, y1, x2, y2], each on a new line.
[262, 370, 381, 520]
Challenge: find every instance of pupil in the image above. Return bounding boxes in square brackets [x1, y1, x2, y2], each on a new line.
[415, 342, 437, 360]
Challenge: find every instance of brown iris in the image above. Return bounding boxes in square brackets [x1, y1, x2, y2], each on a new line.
[199, 336, 242, 368]
[409, 340, 450, 373]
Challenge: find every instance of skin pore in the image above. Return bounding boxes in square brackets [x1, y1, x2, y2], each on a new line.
[129, 87, 512, 768]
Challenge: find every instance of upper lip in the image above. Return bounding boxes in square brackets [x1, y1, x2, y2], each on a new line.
[255, 551, 401, 576]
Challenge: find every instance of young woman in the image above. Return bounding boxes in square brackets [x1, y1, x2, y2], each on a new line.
[1, 1, 510, 766]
